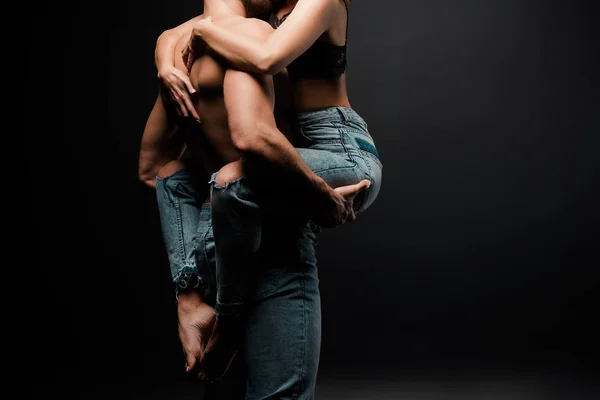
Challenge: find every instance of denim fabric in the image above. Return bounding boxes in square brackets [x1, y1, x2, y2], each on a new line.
[209, 175, 263, 317]
[295, 106, 383, 212]
[157, 169, 321, 399]
[155, 169, 215, 299]
[244, 219, 321, 400]
[203, 219, 321, 400]
[207, 106, 383, 398]
[210, 106, 383, 316]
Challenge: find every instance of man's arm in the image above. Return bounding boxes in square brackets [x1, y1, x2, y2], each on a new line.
[223, 68, 350, 226]
[272, 69, 295, 141]
[215, 20, 351, 226]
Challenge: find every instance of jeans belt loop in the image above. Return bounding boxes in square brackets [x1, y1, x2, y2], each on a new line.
[336, 107, 350, 125]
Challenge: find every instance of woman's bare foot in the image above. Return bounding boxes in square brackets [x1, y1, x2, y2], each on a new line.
[197, 316, 243, 381]
[177, 291, 216, 374]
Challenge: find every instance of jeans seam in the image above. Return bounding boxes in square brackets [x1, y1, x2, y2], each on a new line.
[338, 128, 359, 167]
[200, 223, 210, 278]
[199, 219, 213, 297]
[293, 271, 307, 400]
[362, 151, 374, 182]
[345, 149, 371, 213]
[309, 165, 357, 175]
[359, 151, 383, 213]
[171, 184, 189, 272]
[360, 150, 383, 168]
[360, 154, 373, 213]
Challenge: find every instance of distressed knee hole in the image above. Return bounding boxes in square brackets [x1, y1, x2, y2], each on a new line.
[215, 160, 245, 186]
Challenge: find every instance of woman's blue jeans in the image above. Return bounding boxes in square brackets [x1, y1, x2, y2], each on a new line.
[210, 106, 383, 319]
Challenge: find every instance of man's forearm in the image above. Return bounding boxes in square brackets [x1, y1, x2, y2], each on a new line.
[234, 120, 334, 211]
[272, 70, 294, 139]
[223, 68, 341, 220]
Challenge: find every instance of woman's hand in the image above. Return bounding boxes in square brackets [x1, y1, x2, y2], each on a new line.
[157, 65, 200, 121]
[182, 17, 212, 72]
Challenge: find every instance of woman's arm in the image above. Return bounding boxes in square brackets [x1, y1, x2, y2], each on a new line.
[193, 0, 336, 74]
[155, 15, 205, 72]
[155, 15, 205, 120]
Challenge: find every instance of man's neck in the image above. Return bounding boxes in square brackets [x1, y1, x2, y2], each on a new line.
[203, 0, 246, 19]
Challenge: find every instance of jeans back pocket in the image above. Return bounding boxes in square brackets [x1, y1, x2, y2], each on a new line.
[299, 122, 342, 146]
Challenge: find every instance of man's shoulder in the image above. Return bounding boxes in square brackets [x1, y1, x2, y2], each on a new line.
[215, 16, 273, 41]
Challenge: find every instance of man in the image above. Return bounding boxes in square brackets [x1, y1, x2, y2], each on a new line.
[139, 0, 366, 397]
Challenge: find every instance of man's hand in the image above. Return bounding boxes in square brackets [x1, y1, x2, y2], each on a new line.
[315, 180, 371, 228]
[157, 65, 201, 121]
[182, 17, 212, 72]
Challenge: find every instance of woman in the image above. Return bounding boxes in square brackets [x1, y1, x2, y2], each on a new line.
[177, 0, 384, 382]
[185, 0, 381, 208]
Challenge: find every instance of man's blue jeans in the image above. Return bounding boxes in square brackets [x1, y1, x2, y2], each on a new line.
[156, 170, 321, 399]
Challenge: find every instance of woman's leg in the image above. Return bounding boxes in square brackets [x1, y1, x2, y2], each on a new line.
[155, 159, 217, 374]
[211, 161, 262, 319]
[294, 106, 383, 214]
[198, 161, 264, 381]
[138, 93, 186, 189]
[140, 84, 222, 375]
[140, 92, 213, 308]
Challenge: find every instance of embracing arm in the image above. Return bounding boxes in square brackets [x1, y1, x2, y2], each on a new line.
[155, 15, 205, 73]
[216, 19, 346, 222]
[193, 0, 336, 74]
[155, 15, 206, 120]
[223, 68, 351, 226]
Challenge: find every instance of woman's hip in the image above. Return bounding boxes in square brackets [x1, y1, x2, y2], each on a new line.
[294, 106, 383, 212]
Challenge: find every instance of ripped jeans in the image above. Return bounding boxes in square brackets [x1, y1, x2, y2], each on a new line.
[155, 169, 215, 299]
[211, 106, 383, 318]
[156, 169, 322, 399]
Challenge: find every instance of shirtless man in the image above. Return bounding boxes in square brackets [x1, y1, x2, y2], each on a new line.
[139, 0, 366, 396]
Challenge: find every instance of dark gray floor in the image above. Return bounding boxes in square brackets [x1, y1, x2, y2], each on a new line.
[122, 372, 600, 400]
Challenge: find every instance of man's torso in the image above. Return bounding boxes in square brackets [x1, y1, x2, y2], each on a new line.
[172, 16, 293, 175]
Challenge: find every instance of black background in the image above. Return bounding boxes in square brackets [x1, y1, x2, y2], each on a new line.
[24, 0, 599, 397]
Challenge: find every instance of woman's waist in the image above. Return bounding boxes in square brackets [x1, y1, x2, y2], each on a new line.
[292, 77, 350, 113]
[293, 107, 379, 159]
[295, 106, 368, 132]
